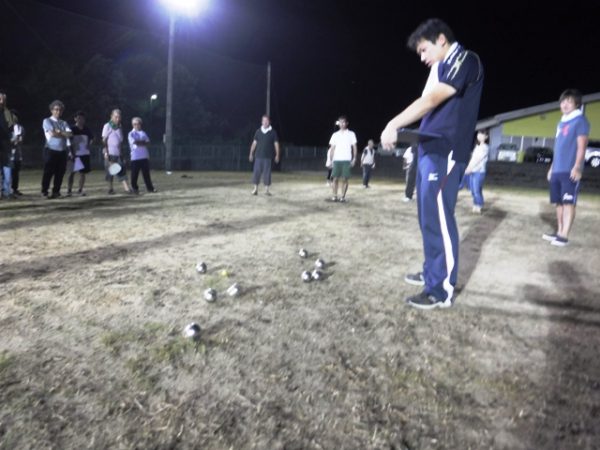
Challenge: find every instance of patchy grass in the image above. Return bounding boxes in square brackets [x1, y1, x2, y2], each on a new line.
[0, 170, 599, 449]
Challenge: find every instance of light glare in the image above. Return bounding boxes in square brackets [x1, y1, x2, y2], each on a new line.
[160, 0, 209, 16]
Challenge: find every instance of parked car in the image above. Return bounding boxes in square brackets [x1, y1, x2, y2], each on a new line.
[585, 140, 600, 168]
[523, 146, 553, 163]
[496, 143, 519, 162]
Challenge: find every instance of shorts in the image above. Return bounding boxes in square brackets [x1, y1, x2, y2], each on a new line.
[549, 172, 579, 205]
[332, 160, 351, 179]
[75, 155, 92, 173]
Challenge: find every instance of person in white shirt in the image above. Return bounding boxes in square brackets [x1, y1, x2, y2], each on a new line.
[328, 116, 357, 202]
[464, 130, 489, 213]
[325, 145, 333, 186]
[360, 139, 376, 188]
[402, 146, 417, 201]
[41, 100, 72, 198]
[67, 111, 94, 196]
[102, 109, 132, 195]
[128, 117, 156, 194]
[10, 112, 24, 196]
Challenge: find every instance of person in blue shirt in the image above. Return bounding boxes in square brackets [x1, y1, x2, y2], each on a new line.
[380, 18, 484, 309]
[542, 89, 589, 247]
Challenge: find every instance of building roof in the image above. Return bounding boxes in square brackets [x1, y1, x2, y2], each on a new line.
[476, 92, 600, 130]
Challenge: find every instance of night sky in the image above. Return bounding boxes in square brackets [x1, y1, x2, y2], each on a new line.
[6, 0, 600, 145]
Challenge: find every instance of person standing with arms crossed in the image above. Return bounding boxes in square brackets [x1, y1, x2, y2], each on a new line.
[542, 89, 589, 247]
[380, 18, 484, 309]
[249, 115, 280, 196]
[42, 100, 72, 199]
[128, 117, 157, 194]
[329, 115, 357, 202]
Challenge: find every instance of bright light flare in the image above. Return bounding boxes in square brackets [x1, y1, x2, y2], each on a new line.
[160, 0, 209, 16]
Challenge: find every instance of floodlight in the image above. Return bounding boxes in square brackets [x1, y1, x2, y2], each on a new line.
[160, 0, 209, 17]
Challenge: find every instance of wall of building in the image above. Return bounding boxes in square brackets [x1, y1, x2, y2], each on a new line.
[584, 101, 600, 140]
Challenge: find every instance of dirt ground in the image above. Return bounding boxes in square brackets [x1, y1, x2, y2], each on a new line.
[1, 169, 599, 450]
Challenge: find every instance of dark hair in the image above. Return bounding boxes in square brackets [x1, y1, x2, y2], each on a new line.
[49, 100, 65, 111]
[407, 18, 456, 51]
[559, 89, 582, 108]
[338, 115, 348, 122]
[74, 110, 86, 118]
[477, 129, 489, 142]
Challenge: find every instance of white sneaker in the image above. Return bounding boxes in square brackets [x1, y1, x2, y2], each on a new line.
[472, 206, 482, 214]
[402, 197, 412, 203]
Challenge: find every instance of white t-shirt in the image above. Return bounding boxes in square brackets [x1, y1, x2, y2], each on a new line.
[329, 129, 357, 162]
[128, 129, 150, 161]
[102, 123, 124, 156]
[466, 143, 489, 173]
[362, 147, 375, 165]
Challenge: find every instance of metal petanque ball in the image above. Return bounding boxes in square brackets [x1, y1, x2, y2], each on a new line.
[298, 248, 308, 258]
[183, 322, 201, 340]
[203, 288, 217, 302]
[301, 270, 312, 282]
[196, 262, 207, 274]
[227, 283, 240, 297]
[314, 258, 325, 269]
[311, 269, 324, 281]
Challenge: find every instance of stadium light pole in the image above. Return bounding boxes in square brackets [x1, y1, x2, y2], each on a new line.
[160, 0, 209, 172]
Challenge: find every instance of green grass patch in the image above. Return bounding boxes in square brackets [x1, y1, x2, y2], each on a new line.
[0, 351, 15, 373]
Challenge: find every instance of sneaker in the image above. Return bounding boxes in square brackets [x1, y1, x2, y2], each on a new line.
[339, 197, 347, 203]
[472, 205, 482, 214]
[49, 192, 62, 199]
[147, 189, 158, 193]
[108, 189, 115, 195]
[406, 291, 452, 309]
[404, 272, 425, 286]
[551, 236, 569, 247]
[542, 232, 557, 241]
[14, 190, 23, 196]
[402, 197, 412, 203]
[78, 190, 87, 197]
[265, 191, 272, 196]
[41, 192, 48, 198]
[66, 190, 72, 197]
[251, 188, 258, 196]
[330, 196, 338, 202]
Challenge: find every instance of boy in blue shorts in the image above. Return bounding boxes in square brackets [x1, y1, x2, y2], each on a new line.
[543, 89, 589, 247]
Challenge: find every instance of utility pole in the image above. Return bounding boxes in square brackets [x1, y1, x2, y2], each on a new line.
[266, 61, 271, 117]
